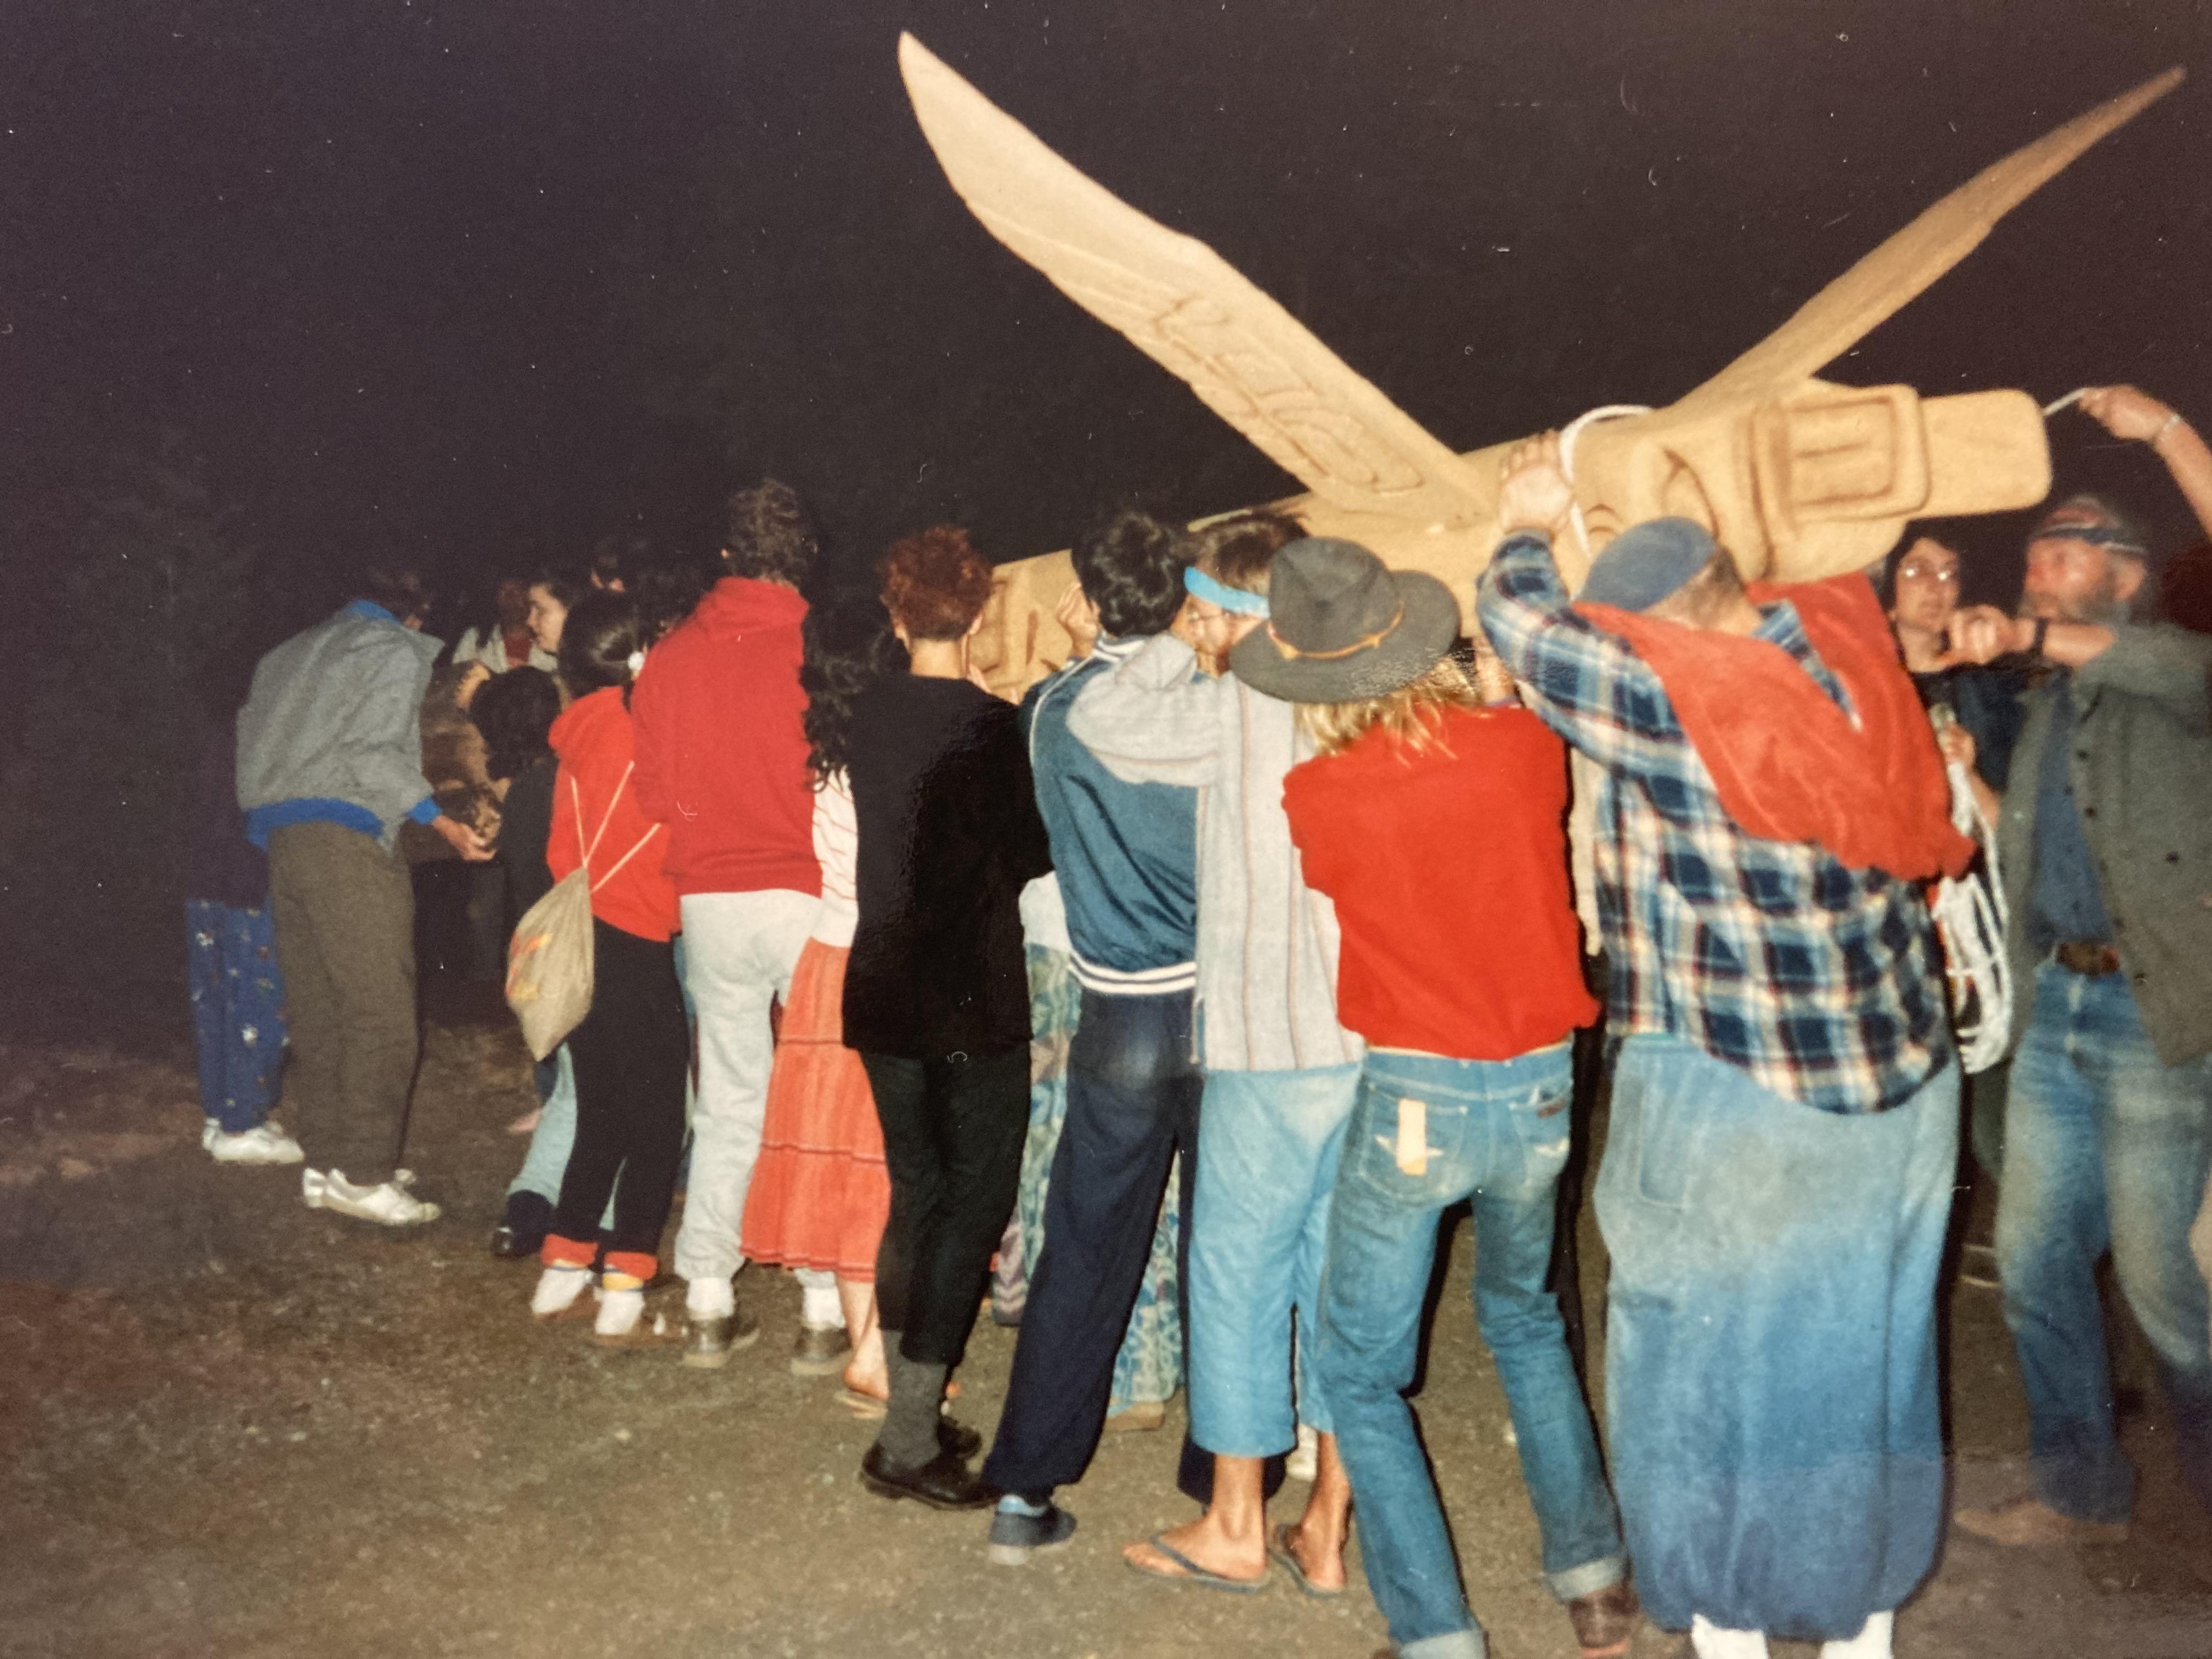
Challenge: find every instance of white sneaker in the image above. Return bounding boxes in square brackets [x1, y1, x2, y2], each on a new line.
[202, 1117, 220, 1152]
[305, 1167, 442, 1227]
[207, 1122, 305, 1165]
[532, 1263, 593, 1320]
[595, 1285, 645, 1340]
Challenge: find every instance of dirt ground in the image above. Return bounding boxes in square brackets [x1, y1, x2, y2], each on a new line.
[3, 991, 2209, 1659]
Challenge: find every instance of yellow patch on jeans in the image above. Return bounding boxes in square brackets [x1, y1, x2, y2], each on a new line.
[1395, 1100, 1429, 1176]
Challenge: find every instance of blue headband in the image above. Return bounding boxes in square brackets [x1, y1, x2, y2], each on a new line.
[2029, 521, 2148, 558]
[1184, 565, 1271, 616]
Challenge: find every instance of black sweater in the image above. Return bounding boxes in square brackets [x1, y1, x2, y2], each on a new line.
[843, 674, 1052, 1060]
[499, 755, 558, 913]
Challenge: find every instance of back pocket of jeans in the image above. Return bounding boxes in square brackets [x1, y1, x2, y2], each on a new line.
[1629, 1076, 1700, 1212]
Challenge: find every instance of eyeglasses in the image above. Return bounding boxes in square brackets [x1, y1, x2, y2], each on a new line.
[1895, 561, 1959, 584]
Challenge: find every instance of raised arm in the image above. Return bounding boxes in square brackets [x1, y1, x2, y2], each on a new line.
[1066, 633, 1222, 788]
[1475, 435, 1686, 770]
[2078, 385, 2212, 548]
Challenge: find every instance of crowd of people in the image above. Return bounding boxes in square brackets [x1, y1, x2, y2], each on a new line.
[178, 384, 2212, 1659]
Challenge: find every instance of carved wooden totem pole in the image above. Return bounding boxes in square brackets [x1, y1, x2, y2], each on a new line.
[894, 35, 2181, 698]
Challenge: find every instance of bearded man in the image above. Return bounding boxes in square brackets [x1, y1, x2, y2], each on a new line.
[1947, 383, 2212, 1543]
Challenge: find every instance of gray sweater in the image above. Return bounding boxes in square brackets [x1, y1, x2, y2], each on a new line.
[236, 603, 444, 850]
[1068, 634, 1361, 1075]
[1998, 621, 2212, 1066]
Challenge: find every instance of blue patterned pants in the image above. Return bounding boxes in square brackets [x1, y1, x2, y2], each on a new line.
[186, 899, 287, 1134]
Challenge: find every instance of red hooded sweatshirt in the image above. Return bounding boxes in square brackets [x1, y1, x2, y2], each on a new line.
[630, 576, 821, 900]
[548, 687, 679, 943]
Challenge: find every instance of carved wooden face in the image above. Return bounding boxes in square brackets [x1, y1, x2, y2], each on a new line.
[1567, 383, 2047, 585]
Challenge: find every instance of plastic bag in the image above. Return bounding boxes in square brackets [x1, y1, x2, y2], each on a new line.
[506, 865, 595, 1060]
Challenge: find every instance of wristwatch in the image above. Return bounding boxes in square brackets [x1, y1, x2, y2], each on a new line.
[2028, 616, 2051, 659]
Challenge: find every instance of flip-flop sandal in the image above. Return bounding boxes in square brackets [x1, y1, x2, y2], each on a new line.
[1125, 1533, 1270, 1594]
[835, 1387, 889, 1419]
[1267, 1522, 1345, 1599]
[834, 1385, 964, 1420]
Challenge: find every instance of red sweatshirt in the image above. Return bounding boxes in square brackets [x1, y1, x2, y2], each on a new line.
[1282, 703, 1599, 1060]
[630, 577, 820, 899]
[548, 687, 680, 943]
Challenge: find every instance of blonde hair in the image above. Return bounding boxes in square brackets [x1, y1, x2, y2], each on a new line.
[1296, 656, 1479, 759]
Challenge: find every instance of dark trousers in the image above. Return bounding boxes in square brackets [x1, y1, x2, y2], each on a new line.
[266, 821, 419, 1184]
[985, 989, 1201, 1496]
[552, 919, 690, 1268]
[862, 1046, 1030, 1370]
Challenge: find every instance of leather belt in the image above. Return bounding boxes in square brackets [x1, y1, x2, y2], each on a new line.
[2052, 940, 2121, 976]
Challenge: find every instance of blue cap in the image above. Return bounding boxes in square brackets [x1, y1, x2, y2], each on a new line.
[1574, 517, 1719, 612]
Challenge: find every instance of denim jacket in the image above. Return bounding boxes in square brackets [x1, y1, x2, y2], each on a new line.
[1997, 622, 2212, 1066]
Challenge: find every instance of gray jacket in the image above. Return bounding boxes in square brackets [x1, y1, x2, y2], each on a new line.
[1999, 622, 2212, 1066]
[1068, 634, 1361, 1075]
[236, 603, 444, 849]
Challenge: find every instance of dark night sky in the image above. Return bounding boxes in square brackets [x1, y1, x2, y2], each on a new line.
[4, 0, 2209, 602]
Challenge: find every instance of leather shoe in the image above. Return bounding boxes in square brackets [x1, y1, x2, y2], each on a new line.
[1954, 1493, 2127, 1546]
[680, 1305, 761, 1370]
[859, 1444, 993, 1511]
[490, 1191, 551, 1260]
[791, 1322, 854, 1377]
[1566, 1578, 1643, 1658]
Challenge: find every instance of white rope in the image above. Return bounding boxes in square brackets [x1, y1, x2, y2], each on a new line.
[1929, 730, 2012, 1074]
[1558, 404, 1655, 561]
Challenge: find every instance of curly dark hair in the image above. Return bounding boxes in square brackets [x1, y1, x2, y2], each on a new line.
[1070, 509, 1193, 638]
[467, 667, 562, 782]
[1195, 509, 1304, 594]
[724, 479, 820, 586]
[878, 525, 994, 641]
[800, 590, 906, 784]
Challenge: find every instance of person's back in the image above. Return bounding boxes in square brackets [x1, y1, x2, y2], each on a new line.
[238, 603, 444, 846]
[844, 670, 1040, 1060]
[1284, 701, 1594, 1059]
[1022, 643, 1197, 995]
[626, 481, 831, 1365]
[631, 573, 817, 896]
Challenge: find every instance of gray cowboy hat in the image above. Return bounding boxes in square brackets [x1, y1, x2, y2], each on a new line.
[1228, 537, 1459, 703]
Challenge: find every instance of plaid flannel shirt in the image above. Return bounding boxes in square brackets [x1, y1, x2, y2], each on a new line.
[1476, 532, 1951, 1115]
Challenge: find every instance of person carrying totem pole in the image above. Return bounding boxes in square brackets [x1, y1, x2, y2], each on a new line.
[1475, 433, 1975, 1659]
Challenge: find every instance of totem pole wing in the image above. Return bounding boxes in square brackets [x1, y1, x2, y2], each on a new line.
[1676, 66, 2184, 411]
[899, 32, 1491, 527]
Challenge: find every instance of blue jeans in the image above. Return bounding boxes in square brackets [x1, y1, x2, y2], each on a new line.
[1996, 961, 2212, 1522]
[1596, 1035, 1956, 1641]
[185, 900, 287, 1134]
[984, 989, 1201, 1496]
[1187, 1063, 1359, 1455]
[1317, 1046, 1623, 1659]
[507, 1046, 616, 1230]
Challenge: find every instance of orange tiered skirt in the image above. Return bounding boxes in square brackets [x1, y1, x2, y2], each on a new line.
[738, 938, 889, 1280]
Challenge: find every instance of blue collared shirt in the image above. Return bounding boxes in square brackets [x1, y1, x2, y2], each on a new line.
[2026, 673, 2116, 947]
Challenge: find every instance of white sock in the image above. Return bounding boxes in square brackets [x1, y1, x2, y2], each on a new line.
[595, 1285, 645, 1338]
[1820, 1611, 1894, 1659]
[800, 1280, 844, 1329]
[686, 1277, 735, 1318]
[531, 1265, 591, 1318]
[1691, 1616, 1770, 1659]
